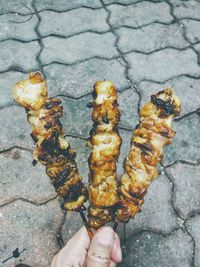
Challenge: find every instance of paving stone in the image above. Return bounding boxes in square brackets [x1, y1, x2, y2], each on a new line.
[39, 8, 109, 37]
[61, 211, 85, 244]
[186, 215, 200, 267]
[120, 229, 193, 267]
[67, 136, 90, 184]
[0, 0, 33, 14]
[138, 76, 200, 118]
[0, 14, 38, 41]
[0, 71, 26, 108]
[117, 223, 127, 241]
[0, 40, 40, 72]
[0, 148, 56, 206]
[125, 48, 200, 83]
[125, 174, 178, 236]
[40, 32, 118, 65]
[117, 23, 188, 53]
[0, 200, 63, 267]
[43, 58, 129, 98]
[166, 163, 200, 219]
[108, 2, 172, 28]
[60, 95, 92, 138]
[169, 0, 200, 20]
[117, 129, 132, 177]
[35, 0, 101, 11]
[181, 19, 200, 44]
[0, 105, 33, 151]
[118, 88, 139, 130]
[163, 113, 200, 166]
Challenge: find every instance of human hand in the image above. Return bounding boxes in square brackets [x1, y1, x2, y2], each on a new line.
[51, 226, 122, 267]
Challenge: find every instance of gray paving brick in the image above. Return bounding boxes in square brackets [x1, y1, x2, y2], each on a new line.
[61, 211, 84, 244]
[0, 148, 56, 206]
[120, 229, 193, 267]
[0, 40, 40, 72]
[0, 105, 33, 151]
[163, 114, 200, 166]
[125, 174, 178, 236]
[0, 199, 63, 267]
[186, 215, 200, 267]
[67, 136, 90, 184]
[169, 0, 200, 20]
[118, 88, 139, 129]
[138, 76, 200, 118]
[39, 8, 109, 37]
[0, 71, 26, 108]
[117, 23, 188, 53]
[60, 95, 92, 138]
[40, 32, 118, 65]
[166, 163, 200, 219]
[181, 19, 200, 44]
[117, 129, 132, 177]
[43, 58, 129, 98]
[108, 2, 172, 28]
[35, 0, 101, 11]
[125, 48, 200, 83]
[0, 14, 38, 41]
[0, 0, 33, 14]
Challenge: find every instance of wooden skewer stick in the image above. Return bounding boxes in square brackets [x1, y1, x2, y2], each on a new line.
[79, 209, 93, 239]
[113, 222, 118, 232]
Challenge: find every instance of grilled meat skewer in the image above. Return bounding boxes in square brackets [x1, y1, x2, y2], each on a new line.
[115, 88, 181, 222]
[13, 72, 87, 211]
[87, 81, 122, 228]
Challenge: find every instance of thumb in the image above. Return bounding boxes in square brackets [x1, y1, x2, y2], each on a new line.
[86, 227, 115, 267]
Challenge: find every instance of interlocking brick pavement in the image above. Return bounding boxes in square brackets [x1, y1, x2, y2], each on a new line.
[0, 0, 200, 266]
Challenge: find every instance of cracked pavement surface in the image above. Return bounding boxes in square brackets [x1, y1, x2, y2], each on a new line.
[0, 0, 200, 266]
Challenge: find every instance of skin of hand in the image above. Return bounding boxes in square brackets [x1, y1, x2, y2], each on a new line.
[51, 226, 122, 267]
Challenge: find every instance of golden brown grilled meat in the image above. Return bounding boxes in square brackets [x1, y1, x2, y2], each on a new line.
[87, 81, 122, 228]
[13, 72, 87, 211]
[115, 88, 181, 222]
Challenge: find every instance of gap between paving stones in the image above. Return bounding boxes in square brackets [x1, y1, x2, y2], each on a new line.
[32, 0, 45, 77]
[0, 195, 57, 209]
